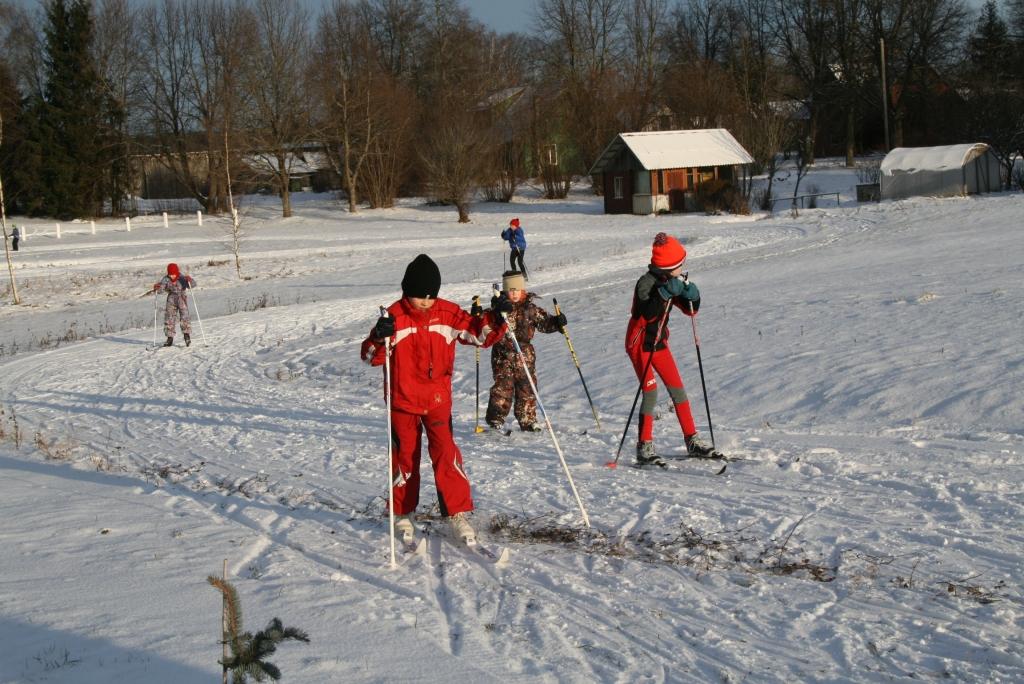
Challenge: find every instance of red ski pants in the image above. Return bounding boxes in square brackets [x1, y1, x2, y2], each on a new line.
[627, 345, 697, 442]
[389, 404, 473, 517]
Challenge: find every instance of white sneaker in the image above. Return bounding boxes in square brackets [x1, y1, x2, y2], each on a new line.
[449, 512, 476, 545]
[394, 514, 415, 542]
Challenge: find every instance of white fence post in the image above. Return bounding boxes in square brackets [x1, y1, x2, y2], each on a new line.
[90, 220, 96, 235]
[196, 210, 203, 226]
[55, 223, 61, 239]
[125, 216, 131, 232]
[162, 212, 169, 228]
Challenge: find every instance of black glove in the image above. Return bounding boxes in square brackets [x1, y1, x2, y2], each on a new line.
[373, 315, 395, 339]
[553, 312, 567, 329]
[470, 300, 483, 317]
[491, 292, 514, 315]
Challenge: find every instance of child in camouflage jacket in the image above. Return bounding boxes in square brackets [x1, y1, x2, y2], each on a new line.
[485, 270, 566, 432]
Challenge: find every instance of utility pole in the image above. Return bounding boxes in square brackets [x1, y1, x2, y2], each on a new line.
[880, 38, 890, 152]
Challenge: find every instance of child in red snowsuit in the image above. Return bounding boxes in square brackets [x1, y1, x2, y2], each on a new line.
[625, 233, 714, 467]
[361, 254, 512, 544]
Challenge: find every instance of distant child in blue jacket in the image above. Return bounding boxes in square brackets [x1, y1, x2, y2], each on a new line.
[500, 217, 528, 279]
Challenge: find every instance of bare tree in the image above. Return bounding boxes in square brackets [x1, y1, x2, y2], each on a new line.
[93, 0, 142, 215]
[244, 0, 314, 218]
[536, 0, 628, 183]
[0, 109, 20, 304]
[660, 0, 747, 136]
[790, 133, 812, 216]
[316, 0, 396, 213]
[863, 0, 968, 147]
[620, 0, 669, 130]
[358, 0, 426, 80]
[773, 0, 836, 163]
[419, 103, 493, 222]
[139, 0, 211, 209]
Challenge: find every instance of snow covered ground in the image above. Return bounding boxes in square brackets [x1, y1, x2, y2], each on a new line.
[1, 166, 1022, 683]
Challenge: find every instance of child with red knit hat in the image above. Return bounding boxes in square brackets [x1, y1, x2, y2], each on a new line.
[625, 233, 715, 467]
[152, 263, 196, 347]
[361, 254, 513, 546]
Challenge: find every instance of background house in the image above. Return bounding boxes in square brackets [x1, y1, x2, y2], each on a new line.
[589, 129, 753, 215]
[880, 143, 1002, 200]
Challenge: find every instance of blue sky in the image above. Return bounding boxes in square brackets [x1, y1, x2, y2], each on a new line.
[463, 0, 536, 34]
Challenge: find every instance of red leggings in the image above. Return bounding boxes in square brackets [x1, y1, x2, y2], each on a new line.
[627, 345, 697, 442]
[389, 404, 473, 516]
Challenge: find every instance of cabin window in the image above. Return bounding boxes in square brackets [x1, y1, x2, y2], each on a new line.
[613, 176, 624, 199]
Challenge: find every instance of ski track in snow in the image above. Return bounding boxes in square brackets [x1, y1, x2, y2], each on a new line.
[1, 177, 1022, 682]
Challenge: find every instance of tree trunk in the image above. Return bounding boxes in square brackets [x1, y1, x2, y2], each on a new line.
[277, 154, 292, 218]
[846, 108, 856, 167]
[456, 201, 470, 223]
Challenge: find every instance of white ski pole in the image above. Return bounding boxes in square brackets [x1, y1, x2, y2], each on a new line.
[492, 285, 590, 528]
[380, 305, 397, 568]
[187, 278, 208, 346]
[152, 287, 160, 348]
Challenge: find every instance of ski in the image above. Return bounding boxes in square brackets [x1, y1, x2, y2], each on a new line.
[670, 452, 741, 463]
[400, 537, 427, 563]
[462, 539, 510, 566]
[633, 459, 729, 475]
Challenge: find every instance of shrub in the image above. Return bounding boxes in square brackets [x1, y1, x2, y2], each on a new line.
[694, 179, 730, 214]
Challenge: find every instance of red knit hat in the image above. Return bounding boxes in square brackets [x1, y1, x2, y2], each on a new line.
[510, 217, 520, 228]
[167, 263, 180, 278]
[650, 233, 686, 270]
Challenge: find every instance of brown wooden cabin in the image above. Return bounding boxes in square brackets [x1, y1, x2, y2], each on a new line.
[589, 129, 753, 215]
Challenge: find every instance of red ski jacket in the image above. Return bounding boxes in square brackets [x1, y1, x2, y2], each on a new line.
[361, 297, 507, 415]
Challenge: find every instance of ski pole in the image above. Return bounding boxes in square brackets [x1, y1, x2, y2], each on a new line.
[187, 278, 208, 346]
[607, 302, 672, 468]
[494, 285, 590, 527]
[472, 295, 484, 433]
[380, 305, 397, 568]
[687, 297, 716, 450]
[151, 287, 160, 348]
[552, 298, 600, 431]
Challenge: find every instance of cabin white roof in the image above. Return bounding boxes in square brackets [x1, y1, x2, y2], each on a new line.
[589, 129, 753, 175]
[880, 144, 991, 174]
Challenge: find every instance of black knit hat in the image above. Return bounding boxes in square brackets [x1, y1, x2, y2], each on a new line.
[401, 254, 441, 298]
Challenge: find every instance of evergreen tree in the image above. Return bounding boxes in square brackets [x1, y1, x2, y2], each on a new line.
[967, 1, 1012, 83]
[1008, 0, 1024, 80]
[36, 0, 109, 218]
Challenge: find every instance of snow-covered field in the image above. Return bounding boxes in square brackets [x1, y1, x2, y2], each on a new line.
[1, 167, 1022, 683]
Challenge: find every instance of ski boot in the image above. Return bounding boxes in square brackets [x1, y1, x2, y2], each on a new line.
[449, 512, 476, 546]
[685, 434, 720, 458]
[163, 336, 174, 347]
[635, 441, 666, 468]
[184, 333, 191, 347]
[394, 514, 415, 544]
[520, 423, 543, 432]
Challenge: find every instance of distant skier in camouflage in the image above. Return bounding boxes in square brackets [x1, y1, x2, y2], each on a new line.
[152, 263, 195, 347]
[485, 270, 566, 432]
